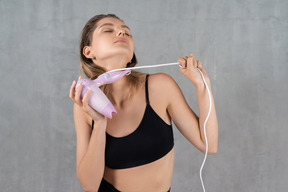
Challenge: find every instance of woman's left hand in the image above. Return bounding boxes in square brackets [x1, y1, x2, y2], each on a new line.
[178, 53, 210, 87]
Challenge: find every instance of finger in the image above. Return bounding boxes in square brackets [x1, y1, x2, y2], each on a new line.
[187, 54, 196, 69]
[82, 89, 91, 102]
[83, 101, 95, 115]
[197, 60, 202, 69]
[193, 57, 198, 68]
[197, 62, 208, 76]
[197, 60, 202, 68]
[196, 60, 205, 73]
[73, 76, 82, 102]
[74, 84, 83, 104]
[188, 53, 200, 69]
[69, 80, 77, 100]
[178, 57, 187, 69]
[194, 61, 209, 81]
[82, 90, 92, 112]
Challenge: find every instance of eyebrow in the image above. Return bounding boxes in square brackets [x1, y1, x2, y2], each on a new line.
[98, 23, 130, 30]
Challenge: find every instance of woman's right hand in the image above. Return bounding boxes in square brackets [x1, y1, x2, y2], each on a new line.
[69, 76, 107, 128]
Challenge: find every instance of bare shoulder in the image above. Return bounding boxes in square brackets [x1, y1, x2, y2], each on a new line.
[148, 73, 179, 92]
[147, 73, 181, 104]
[148, 72, 176, 83]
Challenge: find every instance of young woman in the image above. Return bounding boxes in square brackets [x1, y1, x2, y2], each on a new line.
[69, 14, 218, 192]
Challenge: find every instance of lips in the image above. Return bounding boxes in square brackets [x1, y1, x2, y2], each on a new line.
[114, 38, 127, 44]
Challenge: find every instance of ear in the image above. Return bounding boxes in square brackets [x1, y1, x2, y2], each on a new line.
[83, 46, 93, 59]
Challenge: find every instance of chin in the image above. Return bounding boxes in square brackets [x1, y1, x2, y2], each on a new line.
[108, 50, 133, 61]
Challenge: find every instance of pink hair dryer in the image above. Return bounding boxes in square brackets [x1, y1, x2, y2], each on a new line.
[75, 70, 131, 119]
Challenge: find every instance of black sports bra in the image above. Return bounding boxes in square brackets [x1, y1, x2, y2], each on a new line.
[92, 75, 174, 169]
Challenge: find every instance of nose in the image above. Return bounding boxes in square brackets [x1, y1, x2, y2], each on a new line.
[117, 29, 125, 37]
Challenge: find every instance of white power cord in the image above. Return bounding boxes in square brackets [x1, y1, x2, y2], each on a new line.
[107, 62, 212, 192]
[196, 67, 212, 192]
[108, 62, 180, 72]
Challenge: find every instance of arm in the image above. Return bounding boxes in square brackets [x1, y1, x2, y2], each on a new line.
[70, 78, 107, 191]
[166, 54, 218, 154]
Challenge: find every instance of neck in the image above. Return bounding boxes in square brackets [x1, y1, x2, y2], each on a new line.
[109, 75, 131, 107]
[97, 55, 129, 72]
[95, 55, 132, 107]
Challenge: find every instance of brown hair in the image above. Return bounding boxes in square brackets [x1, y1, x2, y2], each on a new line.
[79, 14, 143, 100]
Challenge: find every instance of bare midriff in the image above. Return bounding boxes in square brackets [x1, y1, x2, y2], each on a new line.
[103, 147, 174, 192]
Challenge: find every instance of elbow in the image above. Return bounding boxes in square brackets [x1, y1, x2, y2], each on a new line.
[80, 184, 94, 192]
[200, 149, 217, 155]
[207, 146, 218, 155]
[77, 171, 100, 192]
[207, 149, 217, 155]
[78, 178, 99, 192]
[201, 145, 217, 155]
[81, 186, 98, 192]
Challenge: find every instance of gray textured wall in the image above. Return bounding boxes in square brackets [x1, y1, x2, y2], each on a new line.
[1, 0, 287, 191]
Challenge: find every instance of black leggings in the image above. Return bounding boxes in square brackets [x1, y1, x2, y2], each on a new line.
[98, 178, 171, 192]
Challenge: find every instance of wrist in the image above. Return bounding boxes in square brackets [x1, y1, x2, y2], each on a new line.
[194, 76, 210, 88]
[194, 80, 205, 89]
[92, 119, 107, 132]
[195, 80, 211, 90]
[91, 125, 107, 140]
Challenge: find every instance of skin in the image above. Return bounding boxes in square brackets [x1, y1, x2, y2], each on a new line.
[69, 17, 218, 192]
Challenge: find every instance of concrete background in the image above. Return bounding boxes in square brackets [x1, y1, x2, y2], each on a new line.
[1, 0, 287, 191]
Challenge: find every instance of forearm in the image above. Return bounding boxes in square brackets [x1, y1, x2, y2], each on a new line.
[196, 81, 218, 154]
[77, 126, 106, 191]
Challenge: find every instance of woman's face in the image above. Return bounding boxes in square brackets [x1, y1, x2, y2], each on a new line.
[88, 17, 134, 65]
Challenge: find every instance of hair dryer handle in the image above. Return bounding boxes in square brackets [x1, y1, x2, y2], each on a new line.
[75, 79, 117, 119]
[95, 69, 131, 86]
[89, 85, 117, 119]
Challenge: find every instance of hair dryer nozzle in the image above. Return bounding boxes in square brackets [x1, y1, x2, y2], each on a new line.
[95, 69, 131, 86]
[101, 103, 117, 119]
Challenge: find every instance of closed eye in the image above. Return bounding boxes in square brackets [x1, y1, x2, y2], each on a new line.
[103, 29, 132, 37]
[125, 32, 132, 37]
